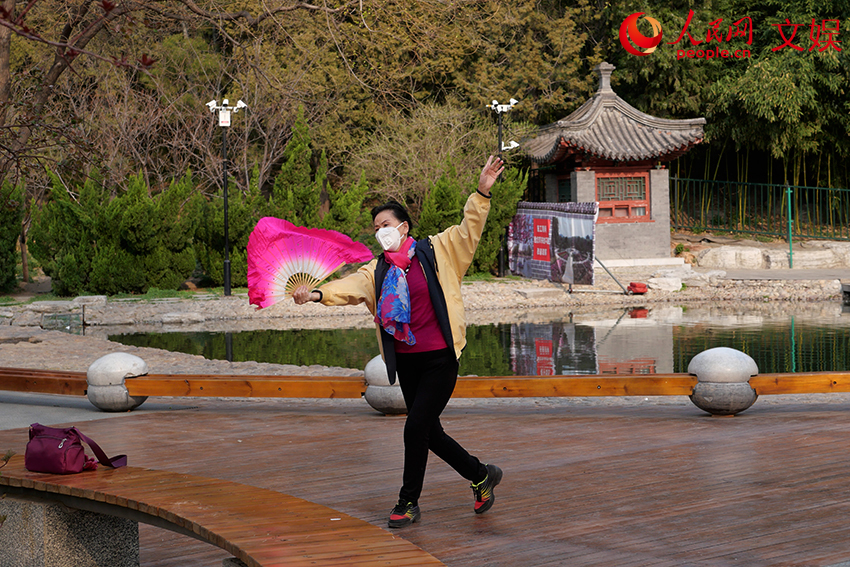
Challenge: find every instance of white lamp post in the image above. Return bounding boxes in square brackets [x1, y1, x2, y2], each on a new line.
[487, 98, 519, 278]
[487, 98, 519, 159]
[206, 99, 247, 296]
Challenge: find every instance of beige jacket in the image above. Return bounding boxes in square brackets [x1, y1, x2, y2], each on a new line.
[318, 191, 491, 361]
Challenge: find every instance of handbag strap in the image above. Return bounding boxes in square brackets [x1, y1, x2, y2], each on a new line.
[74, 428, 128, 468]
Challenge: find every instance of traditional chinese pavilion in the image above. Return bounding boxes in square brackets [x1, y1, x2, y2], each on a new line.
[523, 62, 706, 261]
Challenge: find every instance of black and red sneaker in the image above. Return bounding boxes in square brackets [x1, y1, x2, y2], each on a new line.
[388, 500, 420, 528]
[471, 464, 503, 514]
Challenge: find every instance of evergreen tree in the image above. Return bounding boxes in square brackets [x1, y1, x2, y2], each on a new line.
[472, 167, 527, 275]
[271, 105, 320, 227]
[416, 161, 526, 275]
[319, 171, 370, 240]
[146, 173, 204, 290]
[418, 165, 465, 238]
[31, 172, 203, 295]
[270, 107, 372, 243]
[29, 173, 106, 296]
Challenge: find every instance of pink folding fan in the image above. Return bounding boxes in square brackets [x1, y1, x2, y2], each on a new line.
[247, 218, 373, 309]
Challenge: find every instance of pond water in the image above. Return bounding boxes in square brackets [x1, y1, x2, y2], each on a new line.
[108, 304, 850, 376]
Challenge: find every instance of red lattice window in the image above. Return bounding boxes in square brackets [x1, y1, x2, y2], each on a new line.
[596, 171, 650, 223]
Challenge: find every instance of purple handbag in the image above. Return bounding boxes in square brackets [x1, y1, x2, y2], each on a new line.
[25, 423, 127, 474]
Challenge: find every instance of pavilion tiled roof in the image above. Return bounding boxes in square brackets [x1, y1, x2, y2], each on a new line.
[523, 62, 706, 164]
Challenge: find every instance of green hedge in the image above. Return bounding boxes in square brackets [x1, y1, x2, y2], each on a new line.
[30, 172, 202, 296]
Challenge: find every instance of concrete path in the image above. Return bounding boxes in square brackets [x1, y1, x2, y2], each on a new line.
[722, 267, 850, 280]
[0, 390, 196, 431]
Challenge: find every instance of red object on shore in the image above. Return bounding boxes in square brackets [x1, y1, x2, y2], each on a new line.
[627, 282, 647, 294]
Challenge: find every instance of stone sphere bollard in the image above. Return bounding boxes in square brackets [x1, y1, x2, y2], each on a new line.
[688, 347, 759, 416]
[87, 353, 149, 412]
[363, 355, 407, 415]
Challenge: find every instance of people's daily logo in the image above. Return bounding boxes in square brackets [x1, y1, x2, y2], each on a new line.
[619, 11, 841, 60]
[619, 12, 663, 56]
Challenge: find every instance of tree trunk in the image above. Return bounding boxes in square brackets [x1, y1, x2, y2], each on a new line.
[0, 0, 13, 126]
[19, 227, 28, 284]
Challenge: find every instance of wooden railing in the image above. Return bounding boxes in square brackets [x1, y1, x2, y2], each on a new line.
[6, 367, 850, 399]
[0, 367, 87, 396]
[124, 373, 367, 398]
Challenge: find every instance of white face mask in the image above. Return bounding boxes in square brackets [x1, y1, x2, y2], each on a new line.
[376, 222, 405, 252]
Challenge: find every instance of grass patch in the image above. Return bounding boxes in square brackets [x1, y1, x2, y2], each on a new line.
[187, 286, 250, 297]
[111, 288, 195, 301]
[0, 292, 60, 306]
[464, 272, 525, 283]
[0, 286, 251, 305]
[110, 287, 250, 301]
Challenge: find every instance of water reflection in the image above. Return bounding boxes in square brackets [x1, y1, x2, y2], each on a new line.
[510, 319, 599, 375]
[508, 307, 666, 376]
[107, 304, 850, 375]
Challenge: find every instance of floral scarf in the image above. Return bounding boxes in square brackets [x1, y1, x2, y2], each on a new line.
[375, 238, 416, 345]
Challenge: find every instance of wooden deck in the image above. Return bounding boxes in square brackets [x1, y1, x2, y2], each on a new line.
[3, 395, 850, 566]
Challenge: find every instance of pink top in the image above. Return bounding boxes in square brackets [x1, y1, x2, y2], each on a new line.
[394, 257, 448, 353]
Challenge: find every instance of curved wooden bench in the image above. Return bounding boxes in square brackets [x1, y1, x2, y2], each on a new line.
[0, 455, 444, 567]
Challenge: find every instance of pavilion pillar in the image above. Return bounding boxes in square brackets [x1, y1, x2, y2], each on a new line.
[650, 166, 671, 241]
[570, 169, 596, 202]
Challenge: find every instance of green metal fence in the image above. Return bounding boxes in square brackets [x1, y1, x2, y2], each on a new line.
[670, 177, 850, 241]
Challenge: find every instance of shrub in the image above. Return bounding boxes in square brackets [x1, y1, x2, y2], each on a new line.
[0, 184, 23, 293]
[30, 172, 203, 296]
[29, 173, 105, 296]
[418, 165, 465, 239]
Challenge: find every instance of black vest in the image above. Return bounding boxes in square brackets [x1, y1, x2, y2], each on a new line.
[374, 239, 454, 384]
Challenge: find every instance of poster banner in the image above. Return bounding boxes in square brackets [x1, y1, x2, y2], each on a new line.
[507, 202, 598, 285]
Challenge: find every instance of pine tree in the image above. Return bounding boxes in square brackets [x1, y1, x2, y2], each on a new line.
[271, 105, 320, 227]
[320, 171, 369, 239]
[418, 165, 465, 238]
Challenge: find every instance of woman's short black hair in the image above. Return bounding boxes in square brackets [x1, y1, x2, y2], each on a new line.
[370, 200, 414, 230]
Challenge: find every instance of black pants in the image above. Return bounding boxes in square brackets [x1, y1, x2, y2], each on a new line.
[395, 348, 487, 505]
